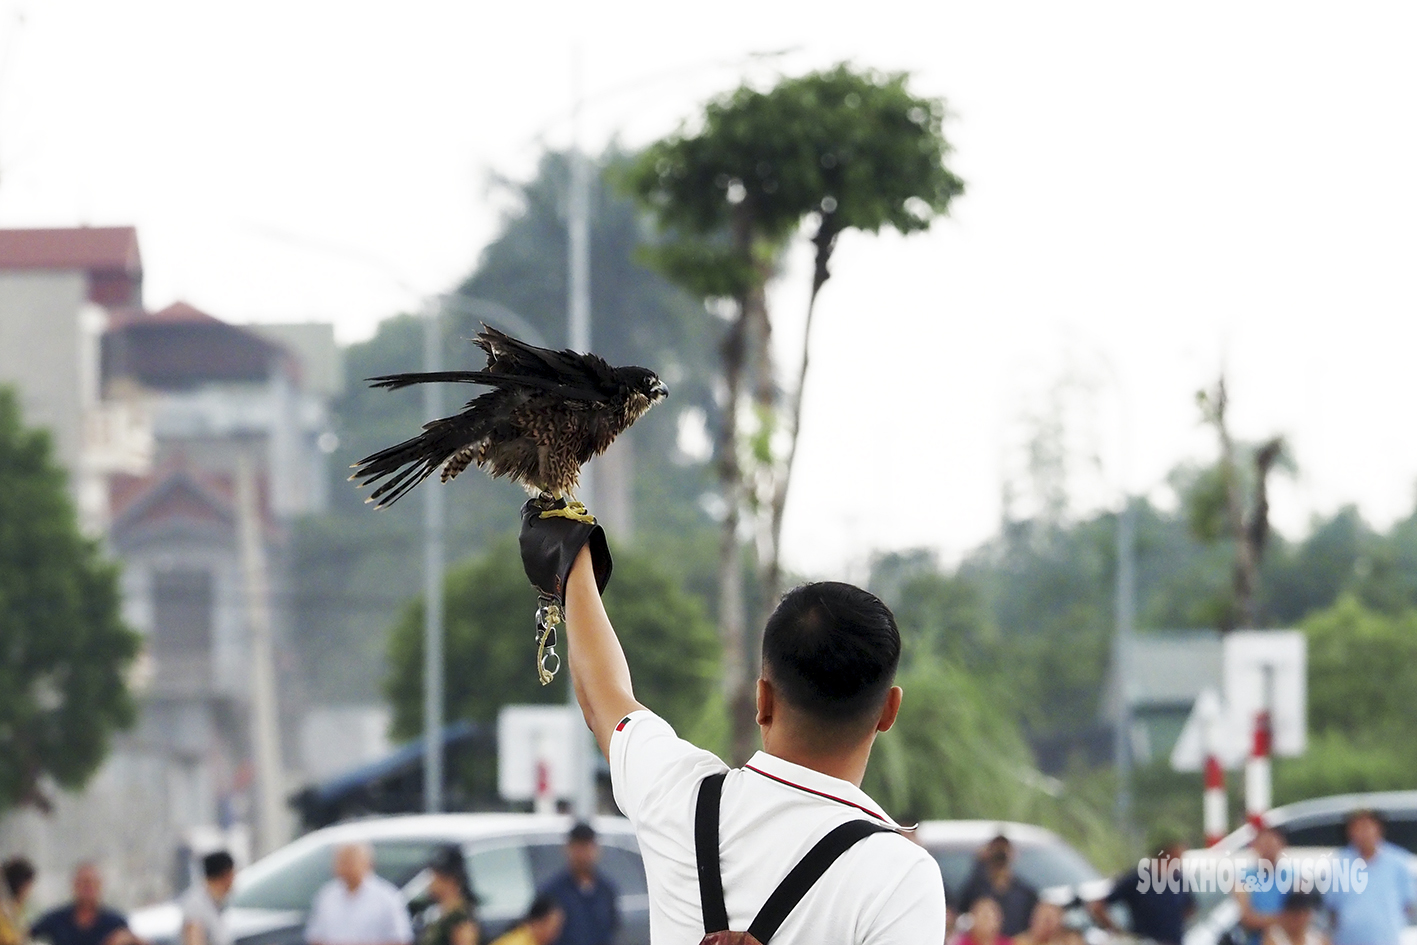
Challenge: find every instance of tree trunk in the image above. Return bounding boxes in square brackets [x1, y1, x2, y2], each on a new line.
[717, 303, 751, 762]
[756, 219, 839, 643]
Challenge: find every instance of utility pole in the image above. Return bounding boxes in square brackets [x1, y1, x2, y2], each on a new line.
[236, 453, 286, 854]
[423, 296, 445, 813]
[1113, 495, 1136, 839]
[565, 53, 597, 820]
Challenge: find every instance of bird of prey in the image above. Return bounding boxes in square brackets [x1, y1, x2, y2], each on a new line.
[350, 326, 669, 522]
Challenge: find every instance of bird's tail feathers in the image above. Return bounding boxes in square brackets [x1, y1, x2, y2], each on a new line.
[367, 371, 493, 391]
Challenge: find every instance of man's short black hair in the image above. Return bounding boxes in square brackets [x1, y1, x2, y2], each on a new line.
[3, 857, 35, 897]
[568, 821, 596, 844]
[762, 582, 900, 729]
[202, 851, 235, 879]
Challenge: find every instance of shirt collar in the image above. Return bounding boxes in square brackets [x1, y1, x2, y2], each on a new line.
[744, 751, 901, 828]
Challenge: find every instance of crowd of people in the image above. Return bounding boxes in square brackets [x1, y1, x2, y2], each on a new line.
[943, 809, 1414, 945]
[0, 821, 619, 945]
[3, 809, 1413, 945]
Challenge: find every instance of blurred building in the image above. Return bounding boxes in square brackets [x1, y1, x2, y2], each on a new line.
[0, 227, 338, 906]
[1102, 630, 1223, 764]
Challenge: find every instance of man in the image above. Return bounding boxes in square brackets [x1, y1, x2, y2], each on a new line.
[1088, 836, 1194, 945]
[537, 823, 617, 945]
[1237, 826, 1289, 945]
[958, 835, 1039, 936]
[520, 503, 945, 943]
[181, 852, 236, 945]
[1323, 809, 1415, 945]
[30, 864, 139, 945]
[305, 844, 413, 945]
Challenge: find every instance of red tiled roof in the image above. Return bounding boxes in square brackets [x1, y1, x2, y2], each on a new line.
[0, 226, 141, 274]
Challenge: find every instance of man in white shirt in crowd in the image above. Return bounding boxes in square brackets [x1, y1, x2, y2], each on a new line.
[305, 845, 413, 945]
[520, 501, 946, 944]
[180, 852, 235, 945]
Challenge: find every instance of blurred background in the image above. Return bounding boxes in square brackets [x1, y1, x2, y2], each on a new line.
[0, 0, 1415, 927]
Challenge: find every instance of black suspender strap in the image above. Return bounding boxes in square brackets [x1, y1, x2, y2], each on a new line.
[696, 771, 730, 934]
[746, 819, 894, 943]
[693, 772, 895, 943]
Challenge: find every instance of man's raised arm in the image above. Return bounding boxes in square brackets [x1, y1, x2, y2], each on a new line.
[519, 499, 643, 757]
[564, 546, 645, 755]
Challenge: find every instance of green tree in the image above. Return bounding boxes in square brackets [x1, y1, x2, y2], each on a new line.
[385, 537, 719, 742]
[627, 63, 964, 762]
[0, 388, 139, 812]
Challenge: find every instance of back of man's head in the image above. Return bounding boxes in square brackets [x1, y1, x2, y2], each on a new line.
[762, 582, 901, 744]
[202, 851, 235, 881]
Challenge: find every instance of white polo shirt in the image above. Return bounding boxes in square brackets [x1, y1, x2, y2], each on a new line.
[304, 875, 413, 945]
[610, 709, 945, 944]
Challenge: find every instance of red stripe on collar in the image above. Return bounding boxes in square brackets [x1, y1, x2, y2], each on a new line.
[744, 764, 888, 822]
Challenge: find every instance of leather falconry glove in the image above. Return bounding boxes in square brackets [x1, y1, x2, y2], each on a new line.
[519, 497, 613, 685]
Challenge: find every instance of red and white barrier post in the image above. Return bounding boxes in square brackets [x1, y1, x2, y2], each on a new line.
[1245, 707, 1272, 830]
[1204, 753, 1227, 846]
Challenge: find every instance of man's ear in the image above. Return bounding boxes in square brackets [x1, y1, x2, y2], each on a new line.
[756, 677, 774, 727]
[876, 686, 903, 733]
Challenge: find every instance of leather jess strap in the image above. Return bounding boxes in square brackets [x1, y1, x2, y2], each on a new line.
[694, 771, 894, 943]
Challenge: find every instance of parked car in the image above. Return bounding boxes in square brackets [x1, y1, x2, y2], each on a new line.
[128, 814, 650, 945]
[914, 819, 1111, 938]
[1183, 791, 1417, 945]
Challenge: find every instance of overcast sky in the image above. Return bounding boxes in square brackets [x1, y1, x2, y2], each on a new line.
[1, 1, 1414, 576]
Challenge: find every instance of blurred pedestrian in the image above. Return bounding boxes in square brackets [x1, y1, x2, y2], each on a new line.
[1088, 836, 1194, 945]
[1, 858, 37, 945]
[954, 897, 1011, 945]
[418, 847, 478, 945]
[1238, 826, 1289, 945]
[30, 863, 140, 945]
[1322, 810, 1415, 945]
[180, 852, 235, 945]
[1263, 891, 1327, 945]
[487, 895, 562, 945]
[1012, 902, 1081, 945]
[305, 844, 413, 945]
[959, 835, 1039, 936]
[535, 824, 616, 945]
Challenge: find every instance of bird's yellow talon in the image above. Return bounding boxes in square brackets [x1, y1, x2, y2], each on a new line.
[539, 501, 596, 525]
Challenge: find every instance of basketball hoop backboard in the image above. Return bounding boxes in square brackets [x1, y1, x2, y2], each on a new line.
[1170, 630, 1306, 771]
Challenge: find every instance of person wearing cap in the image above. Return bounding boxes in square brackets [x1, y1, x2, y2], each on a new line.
[1323, 809, 1415, 945]
[419, 847, 478, 945]
[535, 824, 616, 945]
[180, 852, 235, 945]
[518, 503, 944, 943]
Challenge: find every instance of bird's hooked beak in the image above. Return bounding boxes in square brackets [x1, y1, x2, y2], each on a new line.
[649, 378, 669, 402]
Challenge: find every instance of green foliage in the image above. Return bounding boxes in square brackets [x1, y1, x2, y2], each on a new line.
[624, 63, 963, 294]
[1302, 596, 1417, 744]
[1274, 731, 1413, 805]
[863, 659, 1036, 820]
[0, 388, 139, 811]
[384, 537, 719, 741]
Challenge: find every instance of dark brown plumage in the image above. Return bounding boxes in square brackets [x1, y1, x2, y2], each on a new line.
[350, 326, 668, 509]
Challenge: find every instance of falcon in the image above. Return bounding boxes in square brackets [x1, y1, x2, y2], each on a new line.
[350, 326, 668, 521]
